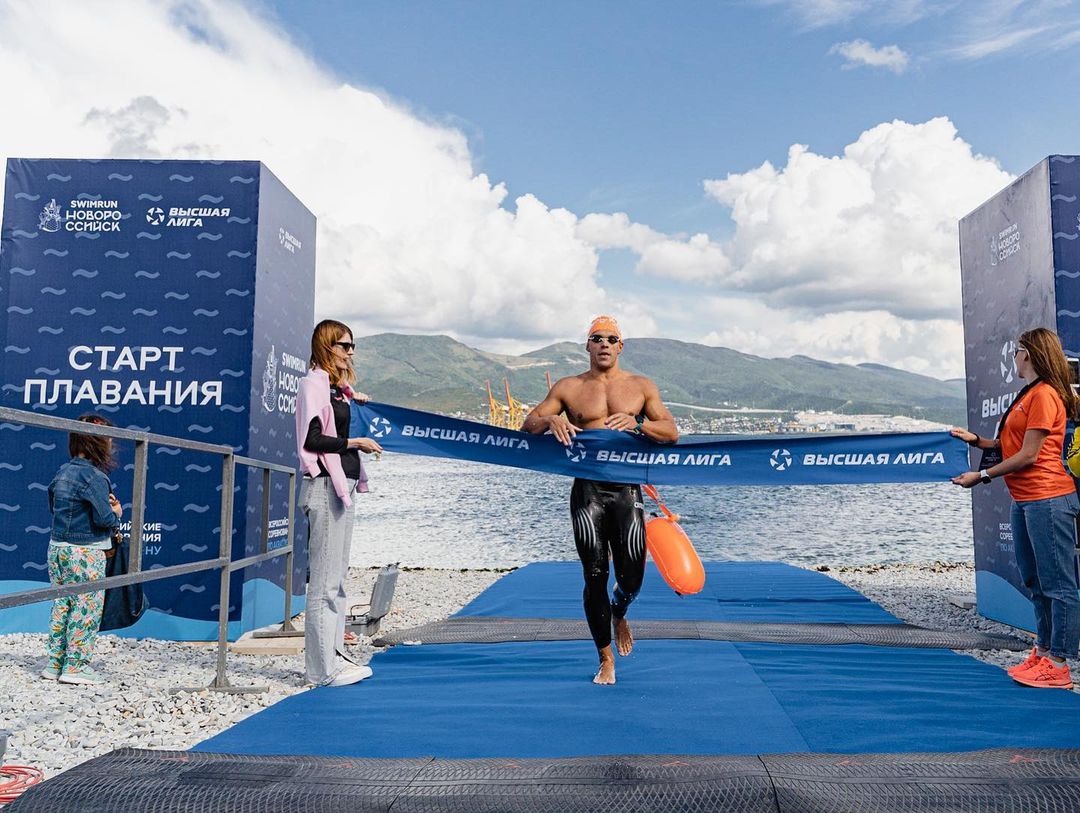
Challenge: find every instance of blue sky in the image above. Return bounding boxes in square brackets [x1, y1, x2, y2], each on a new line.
[2, 0, 1078, 378]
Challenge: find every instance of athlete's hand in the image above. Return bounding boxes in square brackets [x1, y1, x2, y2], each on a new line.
[604, 412, 639, 432]
[546, 415, 580, 446]
[951, 471, 980, 488]
[349, 437, 383, 454]
[950, 427, 977, 445]
[352, 391, 371, 404]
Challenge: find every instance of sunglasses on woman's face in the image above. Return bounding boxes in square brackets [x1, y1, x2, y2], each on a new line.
[588, 335, 620, 345]
[334, 341, 356, 352]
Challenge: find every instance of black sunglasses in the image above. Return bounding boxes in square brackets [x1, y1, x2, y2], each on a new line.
[334, 341, 356, 352]
[588, 335, 621, 345]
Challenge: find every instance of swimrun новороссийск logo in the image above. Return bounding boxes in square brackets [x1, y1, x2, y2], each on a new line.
[39, 198, 123, 233]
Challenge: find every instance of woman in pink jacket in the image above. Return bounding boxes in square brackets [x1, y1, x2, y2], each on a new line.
[295, 319, 382, 687]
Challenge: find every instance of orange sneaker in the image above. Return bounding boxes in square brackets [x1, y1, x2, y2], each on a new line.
[1012, 657, 1074, 689]
[1007, 648, 1043, 677]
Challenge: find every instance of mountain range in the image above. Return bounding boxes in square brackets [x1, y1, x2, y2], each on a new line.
[351, 333, 966, 424]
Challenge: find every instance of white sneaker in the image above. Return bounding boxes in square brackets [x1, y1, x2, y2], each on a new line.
[40, 666, 61, 681]
[59, 667, 104, 685]
[325, 664, 372, 687]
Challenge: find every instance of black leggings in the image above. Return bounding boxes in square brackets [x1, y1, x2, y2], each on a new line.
[570, 478, 646, 649]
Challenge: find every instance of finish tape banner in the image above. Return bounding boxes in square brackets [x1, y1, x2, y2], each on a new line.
[351, 402, 968, 486]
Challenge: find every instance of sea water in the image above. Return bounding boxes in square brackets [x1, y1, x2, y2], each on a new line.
[351, 452, 974, 569]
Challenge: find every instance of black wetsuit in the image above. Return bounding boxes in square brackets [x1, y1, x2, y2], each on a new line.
[570, 478, 646, 649]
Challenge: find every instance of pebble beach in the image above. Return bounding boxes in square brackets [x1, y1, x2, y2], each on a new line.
[0, 562, 1037, 780]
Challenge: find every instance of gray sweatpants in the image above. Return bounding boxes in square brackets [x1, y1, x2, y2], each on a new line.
[299, 476, 356, 685]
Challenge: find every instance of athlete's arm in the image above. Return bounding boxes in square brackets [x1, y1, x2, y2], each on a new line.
[521, 380, 580, 445]
[638, 379, 679, 443]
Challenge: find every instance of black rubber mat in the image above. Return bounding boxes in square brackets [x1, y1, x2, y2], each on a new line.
[11, 748, 1080, 812]
[373, 616, 1027, 651]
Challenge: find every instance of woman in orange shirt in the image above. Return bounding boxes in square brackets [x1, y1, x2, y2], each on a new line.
[953, 328, 1080, 690]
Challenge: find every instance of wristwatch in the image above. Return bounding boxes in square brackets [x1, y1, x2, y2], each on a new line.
[635, 416, 645, 432]
[979, 469, 992, 485]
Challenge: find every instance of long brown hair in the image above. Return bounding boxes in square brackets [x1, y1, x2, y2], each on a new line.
[69, 413, 116, 472]
[309, 319, 355, 386]
[1019, 328, 1080, 419]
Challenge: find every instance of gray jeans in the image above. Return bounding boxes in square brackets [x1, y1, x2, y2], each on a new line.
[299, 476, 356, 684]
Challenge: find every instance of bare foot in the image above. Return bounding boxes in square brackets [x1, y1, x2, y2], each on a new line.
[593, 648, 616, 685]
[613, 616, 634, 657]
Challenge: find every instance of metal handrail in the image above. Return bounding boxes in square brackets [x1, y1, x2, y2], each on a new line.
[0, 405, 299, 693]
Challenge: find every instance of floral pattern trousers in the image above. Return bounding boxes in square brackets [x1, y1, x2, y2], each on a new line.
[46, 544, 106, 674]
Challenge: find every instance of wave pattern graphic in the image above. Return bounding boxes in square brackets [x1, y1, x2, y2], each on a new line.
[0, 542, 17, 550]
[42, 248, 68, 257]
[41, 287, 66, 295]
[191, 347, 216, 356]
[220, 405, 245, 413]
[179, 584, 206, 593]
[193, 308, 219, 317]
[196, 270, 221, 279]
[1055, 232, 1079, 240]
[155, 447, 181, 456]
[76, 193, 102, 201]
[100, 326, 126, 334]
[223, 328, 248, 336]
[4, 346, 30, 354]
[135, 270, 160, 279]
[0, 463, 24, 472]
[101, 290, 126, 299]
[72, 269, 98, 278]
[166, 251, 191, 259]
[226, 250, 252, 258]
[1056, 269, 1080, 278]
[227, 216, 251, 224]
[27, 483, 48, 492]
[104, 251, 130, 258]
[74, 232, 101, 240]
[1, 384, 24, 393]
[230, 176, 256, 184]
[185, 464, 213, 473]
[133, 308, 158, 316]
[0, 423, 25, 432]
[181, 544, 210, 554]
[187, 424, 214, 434]
[138, 193, 164, 201]
[29, 442, 56, 451]
[24, 524, 48, 533]
[12, 229, 37, 238]
[162, 326, 188, 335]
[225, 289, 250, 297]
[137, 232, 162, 240]
[169, 174, 195, 182]
[154, 483, 181, 491]
[157, 405, 182, 413]
[0, 504, 19, 513]
[7, 306, 33, 315]
[38, 326, 63, 335]
[46, 173, 72, 181]
[197, 232, 223, 241]
[219, 369, 244, 377]
[33, 367, 59, 375]
[107, 173, 133, 181]
[10, 267, 35, 276]
[70, 307, 95, 316]
[199, 194, 225, 203]
[23, 562, 48, 571]
[1054, 194, 1078, 202]
[1052, 156, 1077, 163]
[1059, 310, 1080, 318]
[165, 291, 190, 300]
[183, 504, 211, 514]
[14, 192, 41, 201]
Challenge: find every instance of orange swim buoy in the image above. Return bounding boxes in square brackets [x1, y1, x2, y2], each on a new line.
[642, 484, 705, 595]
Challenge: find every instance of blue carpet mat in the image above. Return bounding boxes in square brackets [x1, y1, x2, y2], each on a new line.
[195, 561, 1080, 757]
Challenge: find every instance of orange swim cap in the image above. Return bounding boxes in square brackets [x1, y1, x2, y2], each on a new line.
[587, 315, 622, 340]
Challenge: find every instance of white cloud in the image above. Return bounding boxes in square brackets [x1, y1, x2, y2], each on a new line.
[829, 39, 910, 73]
[702, 117, 1012, 320]
[576, 213, 731, 282]
[695, 298, 966, 379]
[0, 0, 623, 349]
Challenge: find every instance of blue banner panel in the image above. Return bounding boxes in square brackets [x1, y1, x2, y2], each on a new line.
[351, 403, 967, 486]
[958, 157, 1076, 632]
[0, 158, 314, 640]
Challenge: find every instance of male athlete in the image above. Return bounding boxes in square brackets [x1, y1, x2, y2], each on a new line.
[521, 316, 678, 684]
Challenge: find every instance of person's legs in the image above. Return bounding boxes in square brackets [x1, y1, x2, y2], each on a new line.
[1013, 500, 1052, 652]
[334, 480, 358, 660]
[60, 546, 106, 673]
[571, 479, 612, 650]
[1024, 493, 1080, 660]
[45, 544, 69, 674]
[303, 478, 345, 684]
[608, 484, 646, 657]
